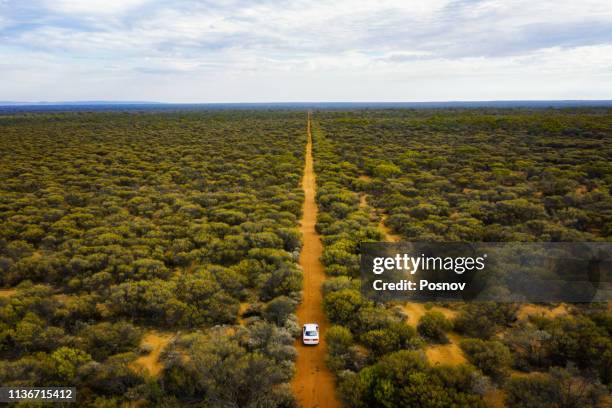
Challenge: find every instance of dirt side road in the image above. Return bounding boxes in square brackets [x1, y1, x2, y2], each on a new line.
[291, 113, 344, 408]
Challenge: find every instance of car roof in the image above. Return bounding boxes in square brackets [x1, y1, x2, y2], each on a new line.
[303, 323, 318, 330]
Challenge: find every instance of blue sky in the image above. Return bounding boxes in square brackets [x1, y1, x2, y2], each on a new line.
[1, 0, 611, 102]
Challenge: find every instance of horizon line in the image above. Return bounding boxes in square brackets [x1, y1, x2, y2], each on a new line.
[2, 99, 612, 106]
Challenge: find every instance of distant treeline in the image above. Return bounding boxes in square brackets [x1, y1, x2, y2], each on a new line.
[2, 101, 612, 114]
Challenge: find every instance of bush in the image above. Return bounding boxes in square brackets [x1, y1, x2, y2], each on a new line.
[325, 325, 355, 372]
[454, 303, 517, 339]
[323, 289, 364, 326]
[80, 321, 142, 361]
[544, 315, 609, 370]
[459, 338, 511, 380]
[417, 311, 452, 343]
[505, 367, 606, 408]
[338, 350, 485, 408]
[326, 325, 354, 354]
[263, 296, 295, 326]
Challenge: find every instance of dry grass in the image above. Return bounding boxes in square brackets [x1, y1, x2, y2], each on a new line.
[0, 289, 17, 298]
[378, 215, 401, 242]
[52, 293, 76, 303]
[508, 369, 543, 378]
[237, 302, 250, 326]
[517, 303, 568, 321]
[130, 331, 174, 377]
[400, 303, 458, 327]
[359, 194, 367, 209]
[400, 303, 466, 366]
[425, 333, 467, 366]
[483, 389, 506, 408]
[575, 185, 588, 196]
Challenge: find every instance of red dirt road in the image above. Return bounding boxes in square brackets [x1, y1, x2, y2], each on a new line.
[291, 114, 344, 408]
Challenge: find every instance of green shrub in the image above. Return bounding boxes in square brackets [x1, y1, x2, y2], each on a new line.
[417, 310, 452, 343]
[460, 338, 511, 379]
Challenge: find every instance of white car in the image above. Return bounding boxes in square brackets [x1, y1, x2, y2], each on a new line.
[302, 323, 319, 345]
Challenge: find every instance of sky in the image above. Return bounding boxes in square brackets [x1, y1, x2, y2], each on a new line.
[1, 0, 611, 102]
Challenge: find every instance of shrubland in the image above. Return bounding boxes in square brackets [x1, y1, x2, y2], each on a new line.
[1, 108, 610, 406]
[312, 108, 611, 407]
[0, 110, 306, 406]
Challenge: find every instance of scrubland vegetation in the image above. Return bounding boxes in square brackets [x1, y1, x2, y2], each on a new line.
[1, 108, 610, 407]
[312, 109, 611, 407]
[0, 111, 306, 406]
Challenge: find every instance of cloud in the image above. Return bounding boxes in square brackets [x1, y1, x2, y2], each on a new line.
[0, 0, 611, 101]
[44, 0, 154, 15]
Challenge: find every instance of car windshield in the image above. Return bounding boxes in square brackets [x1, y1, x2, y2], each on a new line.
[305, 330, 317, 336]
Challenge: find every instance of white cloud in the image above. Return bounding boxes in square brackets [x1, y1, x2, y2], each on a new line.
[45, 0, 153, 15]
[0, 0, 611, 101]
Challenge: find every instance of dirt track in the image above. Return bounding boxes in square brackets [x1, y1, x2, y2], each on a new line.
[291, 113, 343, 408]
[378, 214, 401, 242]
